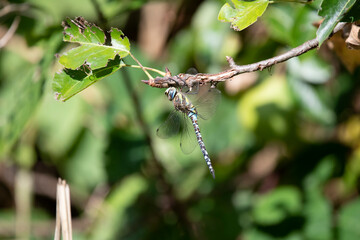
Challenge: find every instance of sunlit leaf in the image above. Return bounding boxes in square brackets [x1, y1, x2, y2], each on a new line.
[218, 0, 269, 31]
[53, 17, 131, 101]
[59, 17, 130, 69]
[317, 0, 357, 46]
[53, 55, 123, 101]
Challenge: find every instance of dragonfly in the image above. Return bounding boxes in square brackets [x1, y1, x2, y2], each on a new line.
[157, 77, 221, 178]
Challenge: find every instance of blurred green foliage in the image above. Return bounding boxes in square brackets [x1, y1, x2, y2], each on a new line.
[0, 0, 360, 239]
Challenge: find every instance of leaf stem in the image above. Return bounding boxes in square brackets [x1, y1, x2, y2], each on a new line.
[122, 64, 166, 76]
[128, 52, 154, 80]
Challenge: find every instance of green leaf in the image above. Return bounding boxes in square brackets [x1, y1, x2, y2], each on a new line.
[288, 56, 331, 84]
[253, 187, 302, 225]
[65, 129, 107, 190]
[0, 69, 43, 156]
[53, 17, 131, 101]
[59, 17, 130, 70]
[0, 34, 61, 157]
[317, 0, 357, 46]
[53, 55, 123, 101]
[264, 4, 319, 47]
[288, 76, 334, 125]
[218, 0, 269, 31]
[338, 199, 360, 240]
[90, 174, 148, 240]
[36, 95, 85, 158]
[303, 157, 335, 240]
[304, 195, 332, 240]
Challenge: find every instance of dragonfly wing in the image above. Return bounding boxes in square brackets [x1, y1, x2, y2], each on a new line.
[194, 87, 221, 120]
[186, 67, 198, 75]
[179, 115, 197, 154]
[156, 110, 181, 139]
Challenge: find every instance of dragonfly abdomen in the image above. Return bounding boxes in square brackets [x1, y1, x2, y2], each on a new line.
[188, 112, 215, 179]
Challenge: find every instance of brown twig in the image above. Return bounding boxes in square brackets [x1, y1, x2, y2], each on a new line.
[0, 16, 20, 48]
[142, 22, 347, 89]
[0, 3, 30, 18]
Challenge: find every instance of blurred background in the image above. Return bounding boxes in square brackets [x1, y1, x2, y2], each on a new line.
[1, 0, 360, 239]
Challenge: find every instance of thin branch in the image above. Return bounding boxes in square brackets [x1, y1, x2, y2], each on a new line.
[0, 3, 30, 18]
[129, 52, 154, 81]
[0, 16, 20, 48]
[142, 22, 347, 88]
[123, 64, 166, 76]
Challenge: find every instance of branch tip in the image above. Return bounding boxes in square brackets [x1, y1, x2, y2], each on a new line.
[142, 23, 346, 89]
[165, 67, 172, 77]
[226, 56, 236, 68]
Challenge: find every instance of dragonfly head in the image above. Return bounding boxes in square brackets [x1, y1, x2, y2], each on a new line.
[164, 87, 177, 101]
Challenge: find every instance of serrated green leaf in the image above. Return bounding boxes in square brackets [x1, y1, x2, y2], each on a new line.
[317, 0, 357, 46]
[218, 0, 269, 31]
[59, 17, 130, 70]
[53, 56, 123, 101]
[62, 18, 105, 44]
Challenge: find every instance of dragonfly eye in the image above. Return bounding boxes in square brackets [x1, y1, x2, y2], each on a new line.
[165, 87, 177, 101]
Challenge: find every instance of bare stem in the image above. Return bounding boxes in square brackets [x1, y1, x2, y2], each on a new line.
[0, 16, 20, 48]
[123, 64, 166, 76]
[0, 3, 30, 18]
[129, 52, 154, 81]
[142, 22, 347, 88]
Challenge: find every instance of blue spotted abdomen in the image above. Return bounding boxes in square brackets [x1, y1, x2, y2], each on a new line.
[187, 111, 215, 179]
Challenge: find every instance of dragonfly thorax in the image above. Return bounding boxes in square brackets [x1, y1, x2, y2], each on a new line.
[165, 87, 196, 114]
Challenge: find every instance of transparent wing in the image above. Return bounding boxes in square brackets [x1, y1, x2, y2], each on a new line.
[156, 110, 181, 139]
[186, 67, 198, 75]
[179, 115, 197, 154]
[193, 86, 221, 120]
